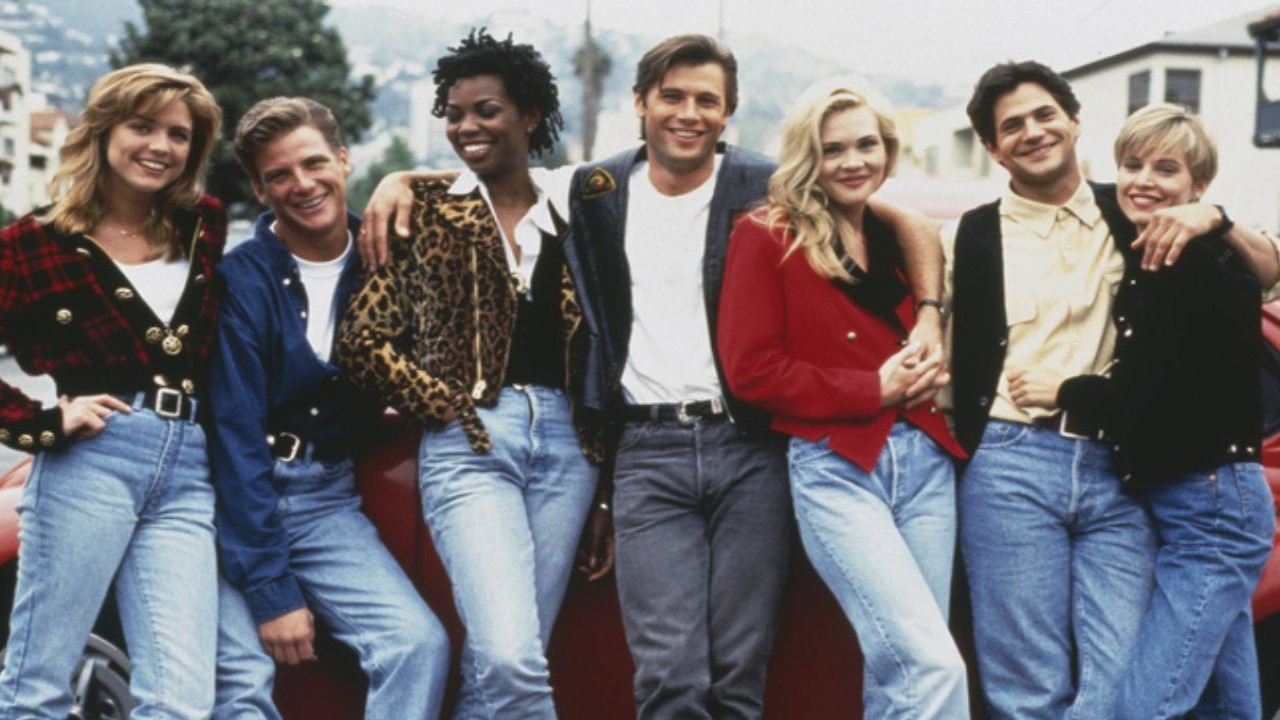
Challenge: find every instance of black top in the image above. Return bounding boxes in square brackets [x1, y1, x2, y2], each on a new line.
[1057, 232, 1262, 485]
[829, 209, 908, 333]
[504, 229, 567, 389]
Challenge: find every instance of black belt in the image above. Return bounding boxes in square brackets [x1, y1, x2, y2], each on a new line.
[621, 398, 728, 425]
[122, 388, 199, 423]
[1032, 411, 1103, 441]
[267, 432, 350, 463]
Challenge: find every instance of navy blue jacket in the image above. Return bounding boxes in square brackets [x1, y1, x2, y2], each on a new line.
[563, 143, 776, 433]
[207, 211, 375, 622]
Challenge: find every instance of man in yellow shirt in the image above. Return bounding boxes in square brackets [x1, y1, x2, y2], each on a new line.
[944, 60, 1278, 719]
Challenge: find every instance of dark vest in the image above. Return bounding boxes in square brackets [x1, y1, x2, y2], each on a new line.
[949, 182, 1131, 454]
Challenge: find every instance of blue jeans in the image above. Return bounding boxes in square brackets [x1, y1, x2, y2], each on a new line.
[959, 420, 1156, 720]
[213, 456, 449, 720]
[0, 404, 217, 719]
[612, 417, 792, 720]
[418, 385, 598, 720]
[1115, 462, 1275, 720]
[788, 423, 968, 719]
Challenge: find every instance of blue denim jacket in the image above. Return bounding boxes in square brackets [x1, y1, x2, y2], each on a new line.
[207, 210, 375, 622]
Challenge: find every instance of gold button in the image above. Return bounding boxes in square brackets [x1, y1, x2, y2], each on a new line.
[145, 327, 164, 344]
[176, 324, 190, 337]
[39, 431, 54, 447]
[114, 287, 135, 300]
[153, 374, 168, 387]
[846, 331, 858, 341]
[0, 429, 10, 442]
[181, 379, 195, 394]
[18, 434, 33, 448]
[929, 406, 939, 415]
[75, 247, 92, 257]
[193, 273, 206, 284]
[55, 309, 72, 325]
[161, 335, 183, 356]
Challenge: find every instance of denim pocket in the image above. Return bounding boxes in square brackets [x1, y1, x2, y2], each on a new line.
[1229, 462, 1275, 538]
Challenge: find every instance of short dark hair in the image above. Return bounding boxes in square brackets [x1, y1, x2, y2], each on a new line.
[235, 97, 343, 180]
[431, 28, 563, 158]
[966, 61, 1080, 147]
[633, 34, 738, 115]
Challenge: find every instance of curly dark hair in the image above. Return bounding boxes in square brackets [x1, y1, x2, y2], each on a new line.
[431, 28, 563, 157]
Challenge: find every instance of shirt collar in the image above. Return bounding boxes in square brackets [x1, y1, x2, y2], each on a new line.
[448, 168, 558, 236]
[1001, 176, 1101, 239]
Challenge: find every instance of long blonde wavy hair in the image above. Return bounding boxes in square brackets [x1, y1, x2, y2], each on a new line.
[762, 82, 899, 280]
[42, 63, 222, 255]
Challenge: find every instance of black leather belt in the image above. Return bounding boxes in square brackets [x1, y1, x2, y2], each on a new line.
[1032, 411, 1102, 440]
[621, 398, 728, 425]
[122, 388, 198, 423]
[267, 432, 350, 463]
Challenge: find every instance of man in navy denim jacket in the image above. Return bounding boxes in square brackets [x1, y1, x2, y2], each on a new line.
[207, 97, 449, 720]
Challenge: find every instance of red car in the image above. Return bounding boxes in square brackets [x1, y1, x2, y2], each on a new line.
[2, 306, 1279, 719]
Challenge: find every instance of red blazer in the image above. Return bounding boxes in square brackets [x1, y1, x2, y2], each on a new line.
[717, 209, 965, 471]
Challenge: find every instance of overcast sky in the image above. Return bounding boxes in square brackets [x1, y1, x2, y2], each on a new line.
[336, 0, 1279, 85]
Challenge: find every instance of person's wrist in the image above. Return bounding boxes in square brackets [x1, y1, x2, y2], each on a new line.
[915, 298, 945, 319]
[1212, 204, 1234, 238]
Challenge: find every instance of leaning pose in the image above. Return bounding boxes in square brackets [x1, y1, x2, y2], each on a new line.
[0, 64, 224, 718]
[338, 30, 601, 719]
[1031, 104, 1275, 719]
[718, 83, 969, 719]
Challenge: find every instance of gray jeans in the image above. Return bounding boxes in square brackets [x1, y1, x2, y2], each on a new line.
[612, 417, 792, 720]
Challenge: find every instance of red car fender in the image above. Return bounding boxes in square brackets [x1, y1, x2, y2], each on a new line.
[1253, 302, 1280, 622]
[0, 456, 30, 566]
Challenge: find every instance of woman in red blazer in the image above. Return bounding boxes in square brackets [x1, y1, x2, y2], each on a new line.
[718, 83, 969, 719]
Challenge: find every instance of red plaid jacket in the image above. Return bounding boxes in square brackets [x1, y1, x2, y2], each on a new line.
[0, 194, 226, 453]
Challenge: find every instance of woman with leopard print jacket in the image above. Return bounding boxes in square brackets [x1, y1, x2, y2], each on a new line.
[337, 30, 604, 719]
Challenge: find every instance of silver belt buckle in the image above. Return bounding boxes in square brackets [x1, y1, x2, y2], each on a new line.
[154, 387, 183, 419]
[270, 432, 303, 462]
[1058, 410, 1087, 440]
[675, 400, 697, 425]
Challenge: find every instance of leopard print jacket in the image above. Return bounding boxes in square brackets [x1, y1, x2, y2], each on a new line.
[337, 178, 603, 461]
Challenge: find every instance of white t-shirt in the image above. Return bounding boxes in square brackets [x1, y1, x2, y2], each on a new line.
[620, 157, 724, 404]
[293, 236, 353, 362]
[113, 255, 190, 324]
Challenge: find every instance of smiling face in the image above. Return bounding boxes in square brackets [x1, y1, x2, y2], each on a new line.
[250, 124, 351, 254]
[636, 61, 730, 181]
[104, 99, 193, 204]
[444, 74, 535, 182]
[1116, 148, 1205, 229]
[985, 81, 1082, 202]
[817, 106, 888, 219]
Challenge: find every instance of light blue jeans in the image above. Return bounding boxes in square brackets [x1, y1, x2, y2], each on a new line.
[0, 404, 217, 719]
[213, 456, 450, 720]
[788, 423, 968, 719]
[1115, 462, 1275, 720]
[418, 385, 598, 720]
[959, 420, 1157, 720]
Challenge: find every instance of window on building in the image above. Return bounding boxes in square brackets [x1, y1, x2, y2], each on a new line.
[1165, 69, 1202, 113]
[30, 156, 46, 170]
[4, 139, 14, 159]
[952, 129, 975, 169]
[1128, 71, 1151, 114]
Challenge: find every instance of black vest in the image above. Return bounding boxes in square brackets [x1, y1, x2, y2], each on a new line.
[949, 182, 1130, 454]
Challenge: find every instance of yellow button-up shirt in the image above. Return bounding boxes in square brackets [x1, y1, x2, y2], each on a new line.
[942, 179, 1124, 423]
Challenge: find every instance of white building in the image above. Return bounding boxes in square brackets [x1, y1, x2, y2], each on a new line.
[27, 106, 68, 210]
[913, 5, 1280, 231]
[0, 28, 31, 219]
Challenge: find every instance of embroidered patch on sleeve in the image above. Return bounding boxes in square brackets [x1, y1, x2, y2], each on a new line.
[581, 167, 617, 199]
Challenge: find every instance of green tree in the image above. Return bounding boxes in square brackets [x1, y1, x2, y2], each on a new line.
[111, 0, 376, 215]
[346, 134, 414, 215]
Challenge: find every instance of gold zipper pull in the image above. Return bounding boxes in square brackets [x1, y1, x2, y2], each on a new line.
[471, 379, 487, 400]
